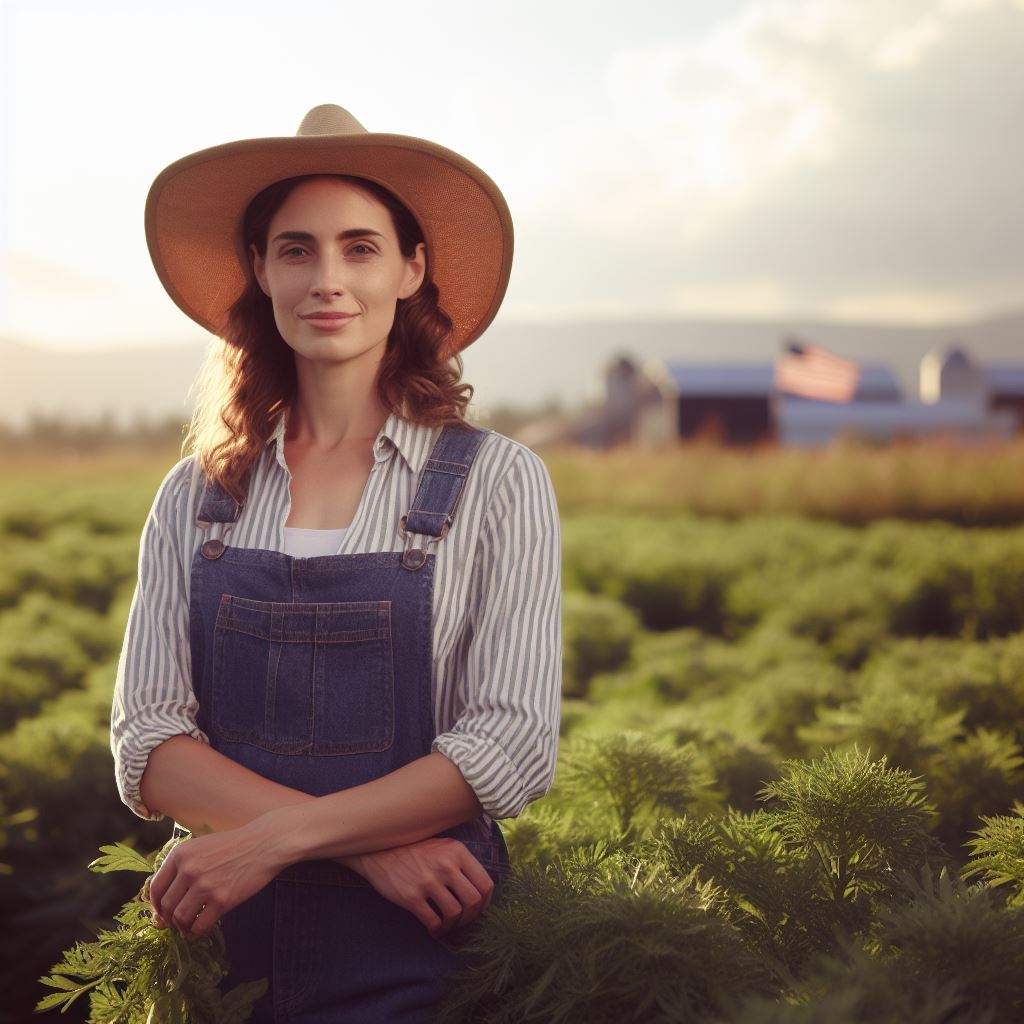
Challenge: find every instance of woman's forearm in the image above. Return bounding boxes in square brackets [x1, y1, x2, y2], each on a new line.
[265, 750, 486, 866]
[139, 734, 317, 834]
[138, 736, 485, 867]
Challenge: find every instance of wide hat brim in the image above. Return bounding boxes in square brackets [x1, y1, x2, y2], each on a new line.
[144, 105, 514, 353]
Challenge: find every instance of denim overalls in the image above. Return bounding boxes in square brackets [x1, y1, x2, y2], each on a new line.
[181, 422, 511, 1022]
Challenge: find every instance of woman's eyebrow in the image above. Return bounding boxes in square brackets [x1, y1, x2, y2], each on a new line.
[270, 228, 386, 243]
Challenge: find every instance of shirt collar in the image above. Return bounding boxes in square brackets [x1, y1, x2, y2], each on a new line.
[265, 405, 437, 475]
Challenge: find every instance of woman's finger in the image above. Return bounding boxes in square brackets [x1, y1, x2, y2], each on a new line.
[455, 853, 496, 915]
[441, 871, 487, 929]
[407, 897, 444, 935]
[424, 885, 464, 936]
[187, 902, 221, 940]
[147, 855, 177, 911]
[171, 891, 210, 937]
[153, 868, 193, 924]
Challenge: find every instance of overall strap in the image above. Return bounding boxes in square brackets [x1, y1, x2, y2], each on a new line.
[402, 423, 492, 539]
[195, 469, 251, 528]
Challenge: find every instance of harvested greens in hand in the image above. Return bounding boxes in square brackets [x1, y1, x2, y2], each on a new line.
[36, 836, 267, 1023]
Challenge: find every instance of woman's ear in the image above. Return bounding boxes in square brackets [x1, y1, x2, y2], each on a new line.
[398, 242, 427, 300]
[250, 243, 271, 297]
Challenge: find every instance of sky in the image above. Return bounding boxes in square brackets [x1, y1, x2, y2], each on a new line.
[1, 0, 1023, 352]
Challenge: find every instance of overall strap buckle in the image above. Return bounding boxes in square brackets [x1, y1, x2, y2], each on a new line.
[194, 468, 251, 531]
[194, 466, 252, 544]
[398, 423, 490, 572]
[398, 513, 449, 571]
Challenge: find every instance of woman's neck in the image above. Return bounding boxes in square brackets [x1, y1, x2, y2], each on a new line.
[287, 355, 391, 452]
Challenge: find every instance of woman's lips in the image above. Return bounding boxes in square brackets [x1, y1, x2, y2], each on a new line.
[301, 313, 357, 331]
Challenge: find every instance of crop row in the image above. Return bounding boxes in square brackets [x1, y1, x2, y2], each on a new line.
[2, 490, 1023, 1021]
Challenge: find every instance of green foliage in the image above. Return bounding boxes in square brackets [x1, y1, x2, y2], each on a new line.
[735, 660, 853, 756]
[797, 689, 965, 776]
[0, 591, 117, 730]
[436, 848, 774, 1024]
[452, 770, 1024, 1023]
[561, 591, 640, 698]
[557, 731, 718, 841]
[928, 729, 1024, 854]
[0, 472, 159, 540]
[0, 789, 36, 874]
[645, 750, 944, 980]
[0, 683, 128, 862]
[499, 803, 590, 868]
[761, 749, 939, 908]
[563, 514, 1024, 647]
[658, 726, 779, 813]
[963, 803, 1024, 905]
[545, 441, 1024, 525]
[556, 696, 591, 736]
[649, 812, 821, 979]
[562, 516, 748, 633]
[36, 838, 267, 1024]
[730, 944, 989, 1024]
[872, 865, 1024, 1021]
[6, 461, 1024, 1022]
[856, 633, 1024, 743]
[89, 842, 160, 874]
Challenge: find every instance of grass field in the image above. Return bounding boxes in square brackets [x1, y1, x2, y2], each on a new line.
[5, 433, 1024, 521]
[4, 439, 1024, 1023]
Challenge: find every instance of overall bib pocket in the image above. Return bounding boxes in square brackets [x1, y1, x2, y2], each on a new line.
[211, 595, 395, 755]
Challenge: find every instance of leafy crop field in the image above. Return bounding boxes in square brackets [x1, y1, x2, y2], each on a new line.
[3, 445, 1024, 1023]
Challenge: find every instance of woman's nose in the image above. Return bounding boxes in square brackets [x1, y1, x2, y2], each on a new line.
[310, 254, 345, 298]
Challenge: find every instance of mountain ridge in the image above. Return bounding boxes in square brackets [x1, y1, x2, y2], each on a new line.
[2, 313, 1021, 427]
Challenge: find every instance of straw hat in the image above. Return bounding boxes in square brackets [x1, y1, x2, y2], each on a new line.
[144, 104, 514, 352]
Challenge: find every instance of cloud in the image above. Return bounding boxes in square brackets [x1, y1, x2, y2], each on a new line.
[510, 0, 1024, 322]
[823, 288, 976, 324]
[5, 0, 1022, 337]
[0, 249, 205, 348]
[670, 278, 792, 318]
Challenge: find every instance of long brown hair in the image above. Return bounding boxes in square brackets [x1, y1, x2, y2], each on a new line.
[182, 174, 476, 503]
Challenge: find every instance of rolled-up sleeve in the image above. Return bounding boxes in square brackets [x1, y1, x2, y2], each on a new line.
[110, 458, 210, 821]
[431, 446, 562, 820]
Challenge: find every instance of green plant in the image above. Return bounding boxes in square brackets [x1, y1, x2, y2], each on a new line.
[436, 847, 773, 1024]
[36, 838, 267, 1023]
[927, 729, 1024, 854]
[963, 802, 1024, 906]
[872, 865, 1024, 1021]
[557, 731, 718, 842]
[760, 748, 940, 909]
[561, 591, 640, 698]
[648, 811, 819, 980]
[797, 689, 965, 775]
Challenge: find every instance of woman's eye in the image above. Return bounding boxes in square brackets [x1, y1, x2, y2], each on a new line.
[283, 246, 308, 257]
[350, 243, 375, 256]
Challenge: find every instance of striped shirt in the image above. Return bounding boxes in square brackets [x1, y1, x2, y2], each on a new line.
[110, 408, 563, 825]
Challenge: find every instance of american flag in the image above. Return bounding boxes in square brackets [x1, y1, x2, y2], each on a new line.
[774, 340, 861, 403]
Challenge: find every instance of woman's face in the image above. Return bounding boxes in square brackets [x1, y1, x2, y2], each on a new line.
[250, 176, 426, 368]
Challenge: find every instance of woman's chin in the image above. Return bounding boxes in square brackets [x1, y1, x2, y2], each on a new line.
[287, 335, 388, 368]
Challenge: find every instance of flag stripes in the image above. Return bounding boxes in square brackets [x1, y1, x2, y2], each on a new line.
[774, 341, 861, 402]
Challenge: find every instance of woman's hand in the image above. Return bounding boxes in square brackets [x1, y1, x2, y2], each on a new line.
[343, 837, 495, 938]
[148, 817, 287, 940]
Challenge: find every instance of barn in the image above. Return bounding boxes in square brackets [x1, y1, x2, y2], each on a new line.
[514, 344, 1023, 450]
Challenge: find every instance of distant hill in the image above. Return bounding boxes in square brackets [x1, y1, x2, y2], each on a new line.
[0, 336, 207, 429]
[467, 312, 1024, 412]
[2, 313, 1021, 428]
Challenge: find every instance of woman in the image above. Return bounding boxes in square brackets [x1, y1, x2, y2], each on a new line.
[110, 104, 562, 1021]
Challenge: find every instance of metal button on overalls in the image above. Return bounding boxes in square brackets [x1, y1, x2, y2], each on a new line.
[185, 423, 510, 1023]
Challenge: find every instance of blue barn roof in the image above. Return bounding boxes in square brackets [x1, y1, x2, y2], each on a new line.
[656, 361, 903, 401]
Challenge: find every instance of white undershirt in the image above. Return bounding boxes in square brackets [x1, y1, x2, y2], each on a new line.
[282, 525, 349, 558]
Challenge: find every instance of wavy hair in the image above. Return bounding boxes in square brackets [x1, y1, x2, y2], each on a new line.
[182, 174, 476, 503]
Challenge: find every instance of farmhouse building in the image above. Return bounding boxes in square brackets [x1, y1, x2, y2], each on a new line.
[515, 343, 1023, 449]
